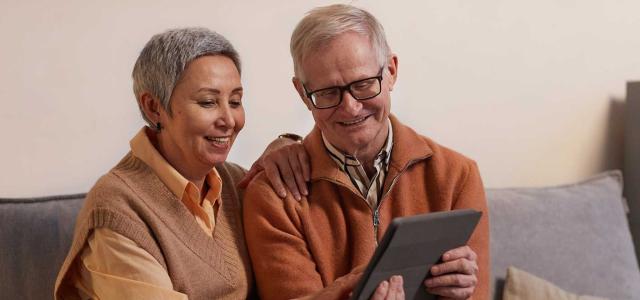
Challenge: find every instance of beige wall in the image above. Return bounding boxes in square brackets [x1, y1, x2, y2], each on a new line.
[1, 0, 638, 197]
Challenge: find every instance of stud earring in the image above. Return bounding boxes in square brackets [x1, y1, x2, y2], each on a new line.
[156, 122, 162, 131]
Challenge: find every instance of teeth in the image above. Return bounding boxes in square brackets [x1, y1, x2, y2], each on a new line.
[205, 136, 230, 143]
[340, 116, 367, 125]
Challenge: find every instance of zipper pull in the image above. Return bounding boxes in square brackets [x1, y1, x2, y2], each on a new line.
[373, 210, 380, 241]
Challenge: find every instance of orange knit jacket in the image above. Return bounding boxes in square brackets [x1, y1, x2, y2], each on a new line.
[243, 115, 490, 300]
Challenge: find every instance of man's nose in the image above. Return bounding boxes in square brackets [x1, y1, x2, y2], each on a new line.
[338, 90, 362, 115]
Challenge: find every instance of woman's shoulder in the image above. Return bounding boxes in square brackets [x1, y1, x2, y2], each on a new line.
[82, 170, 142, 217]
[216, 161, 247, 183]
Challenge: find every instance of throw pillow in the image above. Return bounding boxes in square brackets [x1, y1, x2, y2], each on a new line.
[503, 266, 607, 300]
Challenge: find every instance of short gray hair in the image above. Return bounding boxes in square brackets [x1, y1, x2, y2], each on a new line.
[290, 4, 391, 80]
[132, 27, 241, 126]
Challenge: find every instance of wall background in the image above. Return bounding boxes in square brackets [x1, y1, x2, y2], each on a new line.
[1, 0, 638, 197]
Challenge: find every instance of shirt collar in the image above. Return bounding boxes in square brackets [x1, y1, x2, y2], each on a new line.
[321, 118, 393, 171]
[129, 127, 222, 204]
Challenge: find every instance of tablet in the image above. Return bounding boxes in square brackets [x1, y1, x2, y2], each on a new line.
[350, 209, 482, 300]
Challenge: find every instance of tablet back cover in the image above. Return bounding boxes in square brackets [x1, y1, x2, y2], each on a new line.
[351, 209, 481, 300]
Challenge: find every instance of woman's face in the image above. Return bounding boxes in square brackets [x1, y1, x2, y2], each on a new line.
[158, 55, 244, 176]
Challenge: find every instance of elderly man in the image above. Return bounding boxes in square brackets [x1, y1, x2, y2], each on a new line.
[243, 4, 489, 300]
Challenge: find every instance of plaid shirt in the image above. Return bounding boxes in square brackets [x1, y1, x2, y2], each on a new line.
[322, 120, 393, 209]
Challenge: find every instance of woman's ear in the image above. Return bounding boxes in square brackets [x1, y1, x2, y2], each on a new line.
[138, 92, 164, 124]
[292, 77, 313, 111]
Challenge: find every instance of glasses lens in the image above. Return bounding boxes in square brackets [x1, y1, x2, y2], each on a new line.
[311, 88, 341, 108]
[349, 77, 381, 100]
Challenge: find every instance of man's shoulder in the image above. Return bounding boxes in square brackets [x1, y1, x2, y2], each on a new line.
[244, 172, 292, 205]
[423, 136, 477, 167]
[391, 120, 478, 182]
[392, 117, 477, 170]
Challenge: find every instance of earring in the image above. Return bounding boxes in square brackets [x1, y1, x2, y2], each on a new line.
[156, 122, 162, 131]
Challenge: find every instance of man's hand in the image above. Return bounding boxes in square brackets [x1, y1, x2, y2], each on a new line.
[237, 136, 310, 200]
[370, 275, 405, 300]
[424, 245, 478, 299]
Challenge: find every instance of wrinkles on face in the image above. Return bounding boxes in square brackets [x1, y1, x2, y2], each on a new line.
[156, 55, 245, 182]
[300, 32, 393, 163]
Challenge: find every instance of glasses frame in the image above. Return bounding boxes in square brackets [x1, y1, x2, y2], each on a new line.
[303, 67, 385, 109]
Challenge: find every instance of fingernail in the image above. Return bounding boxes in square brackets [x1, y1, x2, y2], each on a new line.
[302, 187, 308, 196]
[279, 190, 286, 198]
[382, 280, 389, 288]
[295, 194, 301, 201]
[431, 266, 439, 274]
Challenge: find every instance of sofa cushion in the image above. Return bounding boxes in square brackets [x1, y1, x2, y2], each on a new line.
[487, 170, 640, 300]
[502, 266, 607, 300]
[0, 194, 85, 300]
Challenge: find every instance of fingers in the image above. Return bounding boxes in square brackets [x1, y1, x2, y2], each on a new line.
[425, 273, 477, 289]
[297, 147, 311, 183]
[263, 159, 288, 198]
[425, 273, 476, 300]
[370, 276, 404, 300]
[370, 280, 389, 300]
[263, 148, 301, 200]
[288, 149, 308, 197]
[426, 247, 478, 300]
[426, 286, 474, 300]
[388, 276, 404, 300]
[260, 143, 311, 201]
[431, 257, 478, 276]
[442, 245, 477, 262]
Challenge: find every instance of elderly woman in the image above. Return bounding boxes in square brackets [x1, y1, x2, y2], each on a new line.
[54, 28, 255, 299]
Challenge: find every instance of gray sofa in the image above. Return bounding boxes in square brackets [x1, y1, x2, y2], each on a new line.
[2, 82, 639, 299]
[2, 171, 638, 300]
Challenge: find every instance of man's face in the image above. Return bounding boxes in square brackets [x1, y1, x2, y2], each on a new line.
[293, 32, 398, 159]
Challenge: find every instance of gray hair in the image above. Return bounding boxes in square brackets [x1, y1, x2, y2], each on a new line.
[132, 27, 241, 126]
[290, 4, 391, 80]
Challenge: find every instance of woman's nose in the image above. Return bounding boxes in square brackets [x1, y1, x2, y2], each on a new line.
[215, 104, 235, 129]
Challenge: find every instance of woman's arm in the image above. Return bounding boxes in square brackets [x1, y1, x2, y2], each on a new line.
[71, 228, 187, 300]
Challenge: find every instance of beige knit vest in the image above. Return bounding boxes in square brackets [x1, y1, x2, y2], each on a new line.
[55, 153, 255, 300]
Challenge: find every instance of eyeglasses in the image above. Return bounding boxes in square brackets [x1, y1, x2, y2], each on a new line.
[303, 67, 384, 109]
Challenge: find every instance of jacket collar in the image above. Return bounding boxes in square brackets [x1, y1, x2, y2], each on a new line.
[303, 114, 433, 186]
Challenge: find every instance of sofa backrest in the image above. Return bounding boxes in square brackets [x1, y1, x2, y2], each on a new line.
[486, 170, 640, 300]
[0, 194, 85, 300]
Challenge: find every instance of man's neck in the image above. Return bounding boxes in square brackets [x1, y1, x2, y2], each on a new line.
[323, 119, 392, 176]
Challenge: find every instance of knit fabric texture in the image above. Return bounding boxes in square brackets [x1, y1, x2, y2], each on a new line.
[55, 153, 254, 300]
[244, 115, 490, 300]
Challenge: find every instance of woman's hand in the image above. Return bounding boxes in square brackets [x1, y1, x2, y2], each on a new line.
[424, 245, 478, 299]
[237, 136, 310, 200]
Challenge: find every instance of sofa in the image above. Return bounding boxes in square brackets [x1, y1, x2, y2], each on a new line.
[2, 82, 640, 300]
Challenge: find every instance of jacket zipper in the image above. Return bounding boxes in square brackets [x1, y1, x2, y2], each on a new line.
[316, 155, 431, 247]
[372, 156, 430, 244]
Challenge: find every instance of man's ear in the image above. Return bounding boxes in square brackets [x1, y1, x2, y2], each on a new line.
[138, 92, 164, 124]
[292, 77, 313, 111]
[386, 54, 399, 91]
